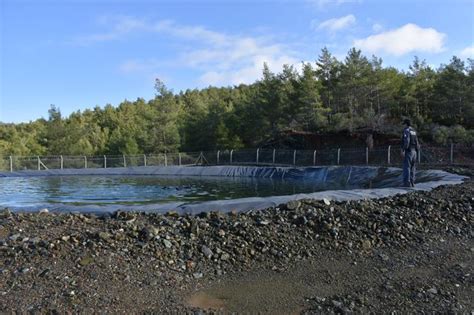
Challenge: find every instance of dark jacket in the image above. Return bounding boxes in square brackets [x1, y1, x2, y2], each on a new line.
[401, 126, 420, 152]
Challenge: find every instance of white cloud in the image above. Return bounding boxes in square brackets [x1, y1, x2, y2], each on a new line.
[182, 34, 300, 86]
[151, 20, 229, 46]
[198, 54, 299, 86]
[315, 14, 356, 32]
[73, 17, 230, 47]
[354, 23, 446, 56]
[372, 23, 383, 32]
[80, 16, 302, 86]
[460, 44, 474, 58]
[72, 16, 147, 45]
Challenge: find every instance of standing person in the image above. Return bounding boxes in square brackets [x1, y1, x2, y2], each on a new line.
[401, 119, 420, 187]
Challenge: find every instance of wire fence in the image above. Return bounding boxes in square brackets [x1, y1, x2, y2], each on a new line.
[0, 145, 472, 172]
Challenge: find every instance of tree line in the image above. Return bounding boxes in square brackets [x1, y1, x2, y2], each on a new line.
[1, 48, 473, 156]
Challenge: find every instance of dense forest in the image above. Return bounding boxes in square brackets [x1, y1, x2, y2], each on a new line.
[1, 48, 473, 157]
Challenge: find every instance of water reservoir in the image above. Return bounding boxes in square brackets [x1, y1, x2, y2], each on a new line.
[0, 165, 465, 213]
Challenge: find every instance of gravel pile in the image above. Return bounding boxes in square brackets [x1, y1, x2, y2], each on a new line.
[0, 177, 472, 313]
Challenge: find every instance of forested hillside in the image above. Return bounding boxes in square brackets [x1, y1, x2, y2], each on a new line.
[1, 48, 473, 156]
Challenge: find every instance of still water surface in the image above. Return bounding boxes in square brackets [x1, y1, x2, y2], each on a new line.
[0, 175, 355, 209]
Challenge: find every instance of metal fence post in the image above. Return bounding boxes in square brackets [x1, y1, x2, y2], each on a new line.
[104, 155, 107, 169]
[37, 156, 40, 170]
[60, 155, 63, 170]
[293, 150, 297, 165]
[230, 150, 233, 164]
[164, 153, 168, 166]
[450, 142, 454, 164]
[272, 149, 276, 164]
[313, 150, 317, 166]
[217, 150, 220, 165]
[84, 156, 87, 169]
[387, 146, 391, 165]
[178, 153, 182, 166]
[256, 148, 259, 165]
[144, 154, 147, 167]
[366, 147, 369, 165]
[9, 156, 13, 172]
[123, 155, 126, 167]
[337, 148, 340, 165]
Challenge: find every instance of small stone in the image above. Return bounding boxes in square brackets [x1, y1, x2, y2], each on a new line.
[197, 212, 209, 219]
[191, 223, 200, 236]
[20, 267, 30, 274]
[148, 226, 160, 236]
[193, 272, 203, 279]
[201, 245, 213, 259]
[39, 208, 49, 214]
[166, 211, 179, 217]
[0, 209, 12, 219]
[296, 216, 308, 225]
[114, 211, 136, 224]
[220, 253, 230, 261]
[30, 237, 41, 244]
[61, 236, 71, 242]
[79, 256, 93, 266]
[38, 269, 50, 277]
[139, 227, 158, 241]
[332, 300, 343, 308]
[379, 254, 389, 261]
[186, 261, 196, 270]
[286, 200, 301, 210]
[98, 232, 110, 241]
[323, 198, 331, 206]
[427, 287, 438, 295]
[362, 240, 372, 250]
[9, 234, 21, 241]
[162, 239, 172, 249]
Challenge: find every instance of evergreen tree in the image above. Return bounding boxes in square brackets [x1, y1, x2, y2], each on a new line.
[294, 63, 328, 131]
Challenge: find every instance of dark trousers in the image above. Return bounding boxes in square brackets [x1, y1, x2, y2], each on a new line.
[403, 150, 417, 187]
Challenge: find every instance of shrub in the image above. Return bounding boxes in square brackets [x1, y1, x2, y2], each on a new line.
[432, 126, 450, 145]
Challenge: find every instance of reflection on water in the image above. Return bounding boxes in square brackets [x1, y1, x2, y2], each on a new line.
[0, 175, 357, 209]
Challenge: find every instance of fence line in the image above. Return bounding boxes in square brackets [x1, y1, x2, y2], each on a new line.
[1, 145, 472, 172]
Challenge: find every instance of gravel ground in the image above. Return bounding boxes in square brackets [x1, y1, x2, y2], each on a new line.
[1, 168, 473, 313]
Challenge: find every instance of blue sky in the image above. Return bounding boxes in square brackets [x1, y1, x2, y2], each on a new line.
[1, 0, 473, 123]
